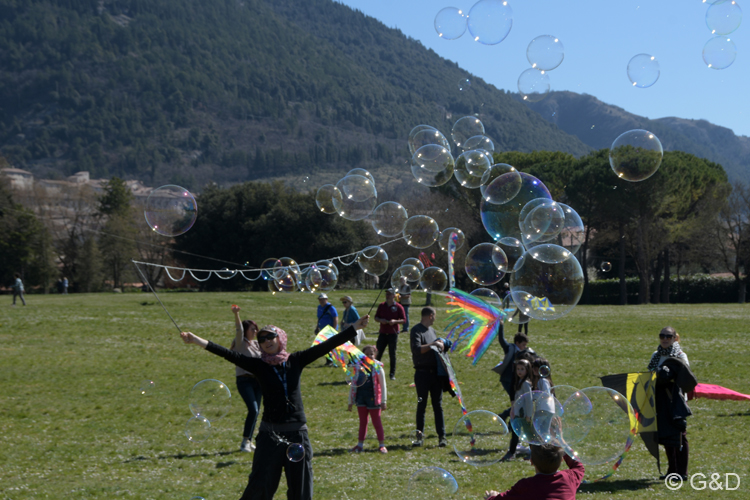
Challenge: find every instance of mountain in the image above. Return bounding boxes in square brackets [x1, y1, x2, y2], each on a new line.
[515, 91, 749, 185]
[0, 0, 590, 190]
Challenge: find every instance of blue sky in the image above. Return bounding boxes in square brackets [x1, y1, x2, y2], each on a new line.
[337, 0, 750, 137]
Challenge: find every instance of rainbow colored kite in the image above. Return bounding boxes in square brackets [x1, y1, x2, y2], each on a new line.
[443, 288, 507, 365]
[312, 326, 380, 375]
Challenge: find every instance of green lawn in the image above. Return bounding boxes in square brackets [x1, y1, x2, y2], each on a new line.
[1, 291, 748, 499]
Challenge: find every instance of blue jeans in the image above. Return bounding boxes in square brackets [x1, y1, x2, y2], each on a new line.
[236, 375, 262, 439]
[401, 305, 410, 331]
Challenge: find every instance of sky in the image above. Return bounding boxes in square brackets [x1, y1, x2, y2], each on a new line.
[336, 0, 750, 137]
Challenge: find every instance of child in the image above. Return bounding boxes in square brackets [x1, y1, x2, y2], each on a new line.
[503, 359, 533, 461]
[484, 444, 584, 499]
[348, 345, 388, 453]
[532, 357, 556, 444]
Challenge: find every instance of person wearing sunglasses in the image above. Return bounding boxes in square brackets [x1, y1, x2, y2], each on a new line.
[230, 305, 262, 453]
[647, 326, 695, 482]
[179, 314, 370, 500]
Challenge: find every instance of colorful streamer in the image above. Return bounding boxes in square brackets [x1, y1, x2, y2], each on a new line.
[312, 326, 380, 375]
[442, 288, 507, 365]
[447, 231, 458, 289]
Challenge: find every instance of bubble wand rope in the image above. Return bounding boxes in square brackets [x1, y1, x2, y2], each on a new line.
[132, 260, 183, 334]
[367, 271, 393, 316]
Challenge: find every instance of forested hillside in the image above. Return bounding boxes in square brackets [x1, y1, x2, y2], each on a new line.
[519, 91, 749, 185]
[0, 0, 591, 189]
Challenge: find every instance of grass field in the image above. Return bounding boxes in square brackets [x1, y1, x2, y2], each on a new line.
[1, 291, 748, 499]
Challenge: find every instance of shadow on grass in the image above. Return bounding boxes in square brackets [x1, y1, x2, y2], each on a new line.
[716, 411, 750, 417]
[123, 450, 239, 463]
[578, 478, 655, 493]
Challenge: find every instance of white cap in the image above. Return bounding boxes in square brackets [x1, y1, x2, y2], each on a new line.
[318, 293, 328, 299]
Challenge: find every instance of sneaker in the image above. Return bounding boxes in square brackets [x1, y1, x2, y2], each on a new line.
[379, 445, 388, 454]
[350, 445, 363, 453]
[438, 437, 448, 448]
[412, 431, 424, 447]
[240, 438, 254, 453]
[389, 374, 396, 380]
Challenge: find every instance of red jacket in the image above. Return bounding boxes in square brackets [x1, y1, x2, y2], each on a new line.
[488, 455, 584, 500]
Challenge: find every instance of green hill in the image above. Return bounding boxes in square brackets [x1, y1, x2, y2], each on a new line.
[0, 0, 591, 189]
[517, 91, 749, 185]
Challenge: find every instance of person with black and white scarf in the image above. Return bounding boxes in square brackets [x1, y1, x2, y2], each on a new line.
[648, 326, 695, 481]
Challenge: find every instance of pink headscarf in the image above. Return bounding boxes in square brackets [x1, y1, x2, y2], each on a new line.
[258, 325, 290, 366]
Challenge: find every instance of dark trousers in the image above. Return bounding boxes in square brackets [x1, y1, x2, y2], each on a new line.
[12, 291, 25, 306]
[517, 322, 528, 334]
[664, 432, 689, 476]
[414, 369, 445, 438]
[499, 378, 515, 419]
[241, 429, 314, 500]
[236, 376, 262, 439]
[375, 333, 398, 377]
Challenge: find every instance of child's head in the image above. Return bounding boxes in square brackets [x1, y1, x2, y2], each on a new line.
[532, 357, 550, 376]
[515, 358, 532, 385]
[513, 332, 529, 350]
[530, 444, 565, 474]
[14, 272, 20, 279]
[362, 345, 378, 359]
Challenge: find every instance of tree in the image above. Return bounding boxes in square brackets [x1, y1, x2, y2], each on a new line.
[715, 183, 750, 303]
[98, 177, 137, 289]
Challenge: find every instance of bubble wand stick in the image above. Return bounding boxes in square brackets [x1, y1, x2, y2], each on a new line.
[367, 271, 393, 316]
[132, 259, 183, 334]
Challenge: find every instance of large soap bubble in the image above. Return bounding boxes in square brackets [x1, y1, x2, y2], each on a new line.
[703, 35, 737, 69]
[510, 244, 584, 321]
[411, 144, 455, 187]
[391, 264, 422, 287]
[189, 379, 232, 422]
[411, 128, 452, 153]
[481, 164, 522, 204]
[465, 243, 508, 286]
[451, 116, 485, 149]
[438, 227, 466, 251]
[519, 200, 565, 245]
[185, 416, 212, 443]
[609, 129, 663, 182]
[315, 185, 339, 214]
[525, 204, 586, 257]
[403, 215, 440, 249]
[346, 168, 375, 187]
[332, 175, 377, 220]
[511, 391, 562, 446]
[408, 467, 458, 498]
[455, 150, 491, 189]
[706, 0, 743, 35]
[452, 410, 509, 466]
[467, 0, 513, 45]
[402, 257, 426, 271]
[462, 135, 495, 154]
[144, 185, 198, 237]
[502, 294, 531, 326]
[370, 202, 408, 237]
[420, 267, 448, 292]
[357, 246, 389, 276]
[527, 35, 564, 71]
[560, 387, 635, 466]
[627, 54, 660, 88]
[481, 173, 552, 241]
[409, 125, 439, 155]
[518, 69, 550, 102]
[315, 266, 338, 291]
[435, 7, 468, 40]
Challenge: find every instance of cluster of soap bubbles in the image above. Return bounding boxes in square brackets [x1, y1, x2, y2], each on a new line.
[518, 35, 565, 102]
[316, 168, 378, 221]
[434, 1, 513, 45]
[185, 379, 232, 444]
[261, 257, 340, 294]
[510, 386, 635, 467]
[703, 0, 742, 69]
[144, 184, 198, 237]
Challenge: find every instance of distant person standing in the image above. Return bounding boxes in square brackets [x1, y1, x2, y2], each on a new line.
[315, 293, 338, 333]
[397, 276, 412, 333]
[374, 288, 405, 380]
[410, 306, 448, 448]
[12, 273, 26, 306]
[316, 293, 338, 366]
[62, 277, 69, 294]
[57, 279, 64, 294]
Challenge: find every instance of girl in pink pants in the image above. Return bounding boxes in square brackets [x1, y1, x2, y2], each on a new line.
[348, 345, 388, 453]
